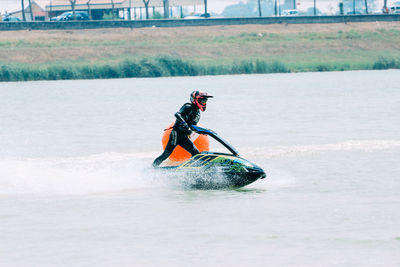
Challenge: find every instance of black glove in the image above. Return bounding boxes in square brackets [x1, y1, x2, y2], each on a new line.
[179, 122, 191, 135]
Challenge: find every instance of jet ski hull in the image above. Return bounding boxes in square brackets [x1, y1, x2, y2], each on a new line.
[158, 152, 266, 189]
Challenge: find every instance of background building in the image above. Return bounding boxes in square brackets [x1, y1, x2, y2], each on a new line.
[8, 1, 47, 21]
[45, 0, 204, 20]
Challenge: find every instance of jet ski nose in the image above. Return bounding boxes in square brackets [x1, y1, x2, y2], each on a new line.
[245, 165, 266, 180]
[259, 169, 267, 179]
[254, 167, 266, 179]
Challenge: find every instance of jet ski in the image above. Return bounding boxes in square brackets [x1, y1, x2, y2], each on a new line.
[157, 125, 266, 189]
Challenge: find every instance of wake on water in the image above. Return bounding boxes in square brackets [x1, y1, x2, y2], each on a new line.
[242, 139, 400, 159]
[0, 139, 399, 196]
[0, 153, 163, 196]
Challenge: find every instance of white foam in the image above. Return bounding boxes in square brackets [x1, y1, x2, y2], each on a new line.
[0, 152, 165, 196]
[1, 140, 398, 196]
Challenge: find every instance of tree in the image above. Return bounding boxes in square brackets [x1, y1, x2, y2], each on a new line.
[258, 0, 262, 16]
[305, 6, 321, 15]
[87, 0, 92, 20]
[128, 0, 132, 20]
[142, 0, 150, 19]
[222, 0, 274, 17]
[222, 2, 257, 17]
[364, 0, 369, 13]
[275, 0, 283, 15]
[281, 0, 294, 10]
[111, 0, 116, 19]
[339, 2, 344, 14]
[69, 0, 77, 20]
[163, 0, 169, 18]
[314, 0, 316, 15]
[21, 0, 26, 21]
[28, 0, 34, 21]
[204, 0, 208, 16]
[342, 0, 375, 13]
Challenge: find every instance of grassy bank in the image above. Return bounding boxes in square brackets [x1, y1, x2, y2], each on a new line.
[1, 56, 400, 81]
[1, 23, 400, 81]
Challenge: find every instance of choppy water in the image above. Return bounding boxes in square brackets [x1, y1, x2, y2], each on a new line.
[0, 70, 399, 267]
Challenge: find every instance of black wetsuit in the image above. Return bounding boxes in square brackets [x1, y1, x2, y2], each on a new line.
[153, 103, 201, 167]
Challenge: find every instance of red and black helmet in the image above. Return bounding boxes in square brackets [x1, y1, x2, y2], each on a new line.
[190, 91, 213, 111]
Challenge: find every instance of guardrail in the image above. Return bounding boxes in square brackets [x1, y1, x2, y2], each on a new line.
[1, 14, 400, 31]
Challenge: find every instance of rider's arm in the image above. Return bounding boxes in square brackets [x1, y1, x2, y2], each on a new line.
[174, 104, 191, 128]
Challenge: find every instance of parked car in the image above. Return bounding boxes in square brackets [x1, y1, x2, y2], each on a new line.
[3, 16, 21, 22]
[389, 6, 400, 14]
[184, 13, 210, 19]
[282, 9, 299, 16]
[50, 11, 89, 21]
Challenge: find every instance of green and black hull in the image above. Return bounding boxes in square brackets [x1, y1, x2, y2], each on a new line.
[159, 152, 266, 190]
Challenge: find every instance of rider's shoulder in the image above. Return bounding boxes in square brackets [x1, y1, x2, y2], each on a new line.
[180, 103, 193, 109]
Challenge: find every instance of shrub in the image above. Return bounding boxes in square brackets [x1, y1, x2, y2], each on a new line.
[98, 65, 120, 78]
[232, 61, 254, 74]
[316, 64, 331, 72]
[140, 59, 164, 77]
[121, 60, 143, 77]
[372, 57, 399, 70]
[269, 61, 289, 73]
[1, 65, 11, 81]
[157, 56, 200, 76]
[152, 12, 163, 19]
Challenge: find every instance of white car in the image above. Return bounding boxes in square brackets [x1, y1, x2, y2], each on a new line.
[282, 9, 299, 16]
[184, 13, 210, 19]
[389, 6, 400, 14]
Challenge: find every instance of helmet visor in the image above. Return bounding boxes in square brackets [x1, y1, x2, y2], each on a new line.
[198, 98, 208, 105]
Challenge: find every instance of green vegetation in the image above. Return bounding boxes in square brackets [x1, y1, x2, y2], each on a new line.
[1, 25, 400, 81]
[2, 56, 399, 81]
[372, 56, 400, 69]
[0, 57, 289, 81]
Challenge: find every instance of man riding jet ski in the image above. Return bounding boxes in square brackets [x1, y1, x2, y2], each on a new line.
[153, 91, 213, 167]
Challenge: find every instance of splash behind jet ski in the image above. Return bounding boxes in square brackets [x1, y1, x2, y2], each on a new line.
[157, 126, 266, 189]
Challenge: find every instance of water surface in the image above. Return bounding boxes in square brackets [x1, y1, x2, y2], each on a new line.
[0, 70, 399, 266]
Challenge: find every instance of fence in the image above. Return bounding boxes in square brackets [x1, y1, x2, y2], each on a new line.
[1, 14, 400, 31]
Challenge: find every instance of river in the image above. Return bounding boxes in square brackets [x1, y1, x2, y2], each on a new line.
[0, 70, 399, 266]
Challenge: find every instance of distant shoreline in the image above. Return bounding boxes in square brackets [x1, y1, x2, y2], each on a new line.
[1, 15, 400, 32]
[1, 22, 400, 81]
